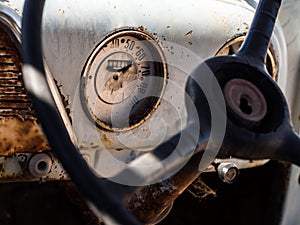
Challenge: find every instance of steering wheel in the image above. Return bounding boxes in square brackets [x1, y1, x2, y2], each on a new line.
[21, 0, 300, 224]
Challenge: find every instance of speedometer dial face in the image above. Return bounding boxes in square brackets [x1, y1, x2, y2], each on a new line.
[82, 29, 167, 131]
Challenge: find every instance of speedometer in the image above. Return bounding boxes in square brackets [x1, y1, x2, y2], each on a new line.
[82, 28, 167, 131]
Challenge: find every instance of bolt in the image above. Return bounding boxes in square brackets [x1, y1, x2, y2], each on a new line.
[216, 162, 239, 184]
[28, 153, 52, 178]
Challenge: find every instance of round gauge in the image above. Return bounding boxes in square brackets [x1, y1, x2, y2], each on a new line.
[82, 29, 167, 131]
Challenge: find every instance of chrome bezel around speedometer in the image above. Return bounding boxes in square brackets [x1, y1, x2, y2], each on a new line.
[82, 28, 167, 131]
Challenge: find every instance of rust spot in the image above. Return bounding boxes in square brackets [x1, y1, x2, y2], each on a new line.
[185, 30, 193, 36]
[137, 26, 147, 32]
[102, 133, 113, 146]
[54, 79, 71, 123]
[17, 122, 31, 135]
[0, 117, 49, 156]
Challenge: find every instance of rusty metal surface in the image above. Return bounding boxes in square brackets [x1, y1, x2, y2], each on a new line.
[0, 26, 49, 156]
[0, 118, 49, 155]
[0, 27, 31, 118]
[125, 153, 203, 224]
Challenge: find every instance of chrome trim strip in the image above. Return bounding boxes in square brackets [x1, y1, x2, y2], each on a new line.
[0, 3, 21, 43]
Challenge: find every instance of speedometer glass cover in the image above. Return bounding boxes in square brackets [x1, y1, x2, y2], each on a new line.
[82, 29, 167, 131]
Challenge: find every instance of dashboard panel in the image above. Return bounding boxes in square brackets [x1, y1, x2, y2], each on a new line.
[0, 0, 288, 182]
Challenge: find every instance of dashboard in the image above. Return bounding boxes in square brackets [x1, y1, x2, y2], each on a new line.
[0, 0, 288, 184]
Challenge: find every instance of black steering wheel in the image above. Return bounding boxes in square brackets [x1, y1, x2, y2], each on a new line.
[21, 0, 300, 224]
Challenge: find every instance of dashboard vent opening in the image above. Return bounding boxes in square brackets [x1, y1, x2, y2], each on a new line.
[0, 26, 34, 118]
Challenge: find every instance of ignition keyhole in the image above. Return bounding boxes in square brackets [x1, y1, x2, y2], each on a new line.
[239, 97, 253, 115]
[224, 79, 267, 122]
